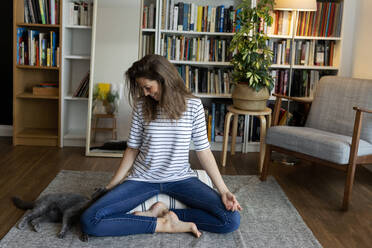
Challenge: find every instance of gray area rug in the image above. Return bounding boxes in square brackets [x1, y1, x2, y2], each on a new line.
[0, 170, 322, 248]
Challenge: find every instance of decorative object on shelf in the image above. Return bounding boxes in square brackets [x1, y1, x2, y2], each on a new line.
[229, 0, 275, 111]
[92, 83, 120, 115]
[32, 83, 59, 96]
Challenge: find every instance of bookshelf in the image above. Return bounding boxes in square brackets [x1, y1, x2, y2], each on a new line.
[269, 1, 344, 119]
[61, 0, 93, 147]
[139, 0, 347, 153]
[13, 0, 62, 146]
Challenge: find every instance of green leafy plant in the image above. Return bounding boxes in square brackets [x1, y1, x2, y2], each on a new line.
[106, 91, 119, 103]
[229, 0, 275, 92]
[92, 84, 120, 114]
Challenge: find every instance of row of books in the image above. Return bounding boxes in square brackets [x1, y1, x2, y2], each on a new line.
[24, 0, 59, 24]
[68, 0, 93, 26]
[268, 39, 336, 66]
[271, 69, 289, 96]
[272, 69, 334, 98]
[161, 1, 237, 33]
[72, 71, 90, 97]
[176, 66, 232, 95]
[296, 2, 343, 37]
[16, 28, 59, 67]
[161, 35, 232, 62]
[267, 102, 293, 126]
[267, 11, 293, 36]
[204, 103, 244, 143]
[294, 40, 335, 66]
[142, 3, 156, 29]
[268, 39, 291, 65]
[142, 34, 155, 57]
[290, 70, 337, 97]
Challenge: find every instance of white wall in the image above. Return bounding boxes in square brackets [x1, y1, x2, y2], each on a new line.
[352, 0, 372, 172]
[338, 0, 358, 77]
[352, 0, 372, 79]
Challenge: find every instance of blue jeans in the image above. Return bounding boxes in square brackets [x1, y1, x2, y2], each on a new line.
[80, 177, 240, 236]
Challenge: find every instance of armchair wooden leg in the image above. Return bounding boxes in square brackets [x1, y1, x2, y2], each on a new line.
[342, 161, 357, 211]
[260, 144, 272, 181]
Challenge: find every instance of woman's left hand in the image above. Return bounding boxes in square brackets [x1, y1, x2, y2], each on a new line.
[221, 191, 243, 211]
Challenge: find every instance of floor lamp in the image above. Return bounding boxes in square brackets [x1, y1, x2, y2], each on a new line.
[272, 0, 317, 164]
[274, 0, 317, 118]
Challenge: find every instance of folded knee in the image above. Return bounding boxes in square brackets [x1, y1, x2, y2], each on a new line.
[221, 210, 241, 233]
[80, 210, 100, 236]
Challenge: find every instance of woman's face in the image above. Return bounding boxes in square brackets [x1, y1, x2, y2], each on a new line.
[136, 77, 161, 101]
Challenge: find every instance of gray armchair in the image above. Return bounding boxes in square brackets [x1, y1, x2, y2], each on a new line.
[260, 76, 372, 210]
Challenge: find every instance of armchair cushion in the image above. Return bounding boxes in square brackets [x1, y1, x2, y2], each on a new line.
[266, 126, 372, 164]
[305, 76, 372, 144]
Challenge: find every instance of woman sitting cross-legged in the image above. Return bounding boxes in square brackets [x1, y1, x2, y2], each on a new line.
[80, 54, 242, 238]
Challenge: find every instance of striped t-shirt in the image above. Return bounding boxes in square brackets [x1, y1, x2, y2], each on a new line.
[126, 98, 210, 182]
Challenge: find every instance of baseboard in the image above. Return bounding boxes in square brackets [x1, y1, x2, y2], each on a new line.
[0, 125, 12, 137]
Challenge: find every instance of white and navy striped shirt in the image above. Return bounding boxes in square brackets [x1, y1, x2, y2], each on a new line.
[126, 98, 210, 182]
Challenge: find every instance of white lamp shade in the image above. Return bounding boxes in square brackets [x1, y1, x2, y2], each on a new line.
[275, 0, 317, 11]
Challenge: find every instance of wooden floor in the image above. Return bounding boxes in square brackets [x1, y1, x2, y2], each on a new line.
[0, 137, 371, 247]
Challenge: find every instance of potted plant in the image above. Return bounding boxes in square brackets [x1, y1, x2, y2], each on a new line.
[92, 83, 120, 115]
[229, 0, 275, 111]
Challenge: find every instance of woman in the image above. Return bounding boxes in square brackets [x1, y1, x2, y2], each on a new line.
[81, 54, 242, 238]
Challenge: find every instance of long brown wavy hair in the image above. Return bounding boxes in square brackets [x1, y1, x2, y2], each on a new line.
[125, 55, 195, 123]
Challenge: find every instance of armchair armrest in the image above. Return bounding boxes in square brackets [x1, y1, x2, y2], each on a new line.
[272, 93, 314, 103]
[349, 106, 372, 165]
[272, 94, 313, 126]
[353, 106, 372, 114]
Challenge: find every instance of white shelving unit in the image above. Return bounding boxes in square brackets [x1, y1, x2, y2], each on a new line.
[61, 0, 93, 147]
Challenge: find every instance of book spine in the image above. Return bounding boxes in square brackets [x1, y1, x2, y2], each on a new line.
[169, 0, 174, 30]
[219, 5, 224, 32]
[183, 3, 189, 31]
[190, 3, 195, 31]
[178, 3, 183, 31]
[173, 6, 178, 31]
[38, 0, 46, 24]
[197, 6, 202, 32]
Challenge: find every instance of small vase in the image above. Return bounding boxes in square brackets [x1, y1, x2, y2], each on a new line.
[232, 83, 270, 111]
[103, 101, 117, 115]
[93, 100, 106, 115]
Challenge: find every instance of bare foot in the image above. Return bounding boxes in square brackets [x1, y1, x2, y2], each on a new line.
[156, 211, 202, 238]
[133, 201, 169, 217]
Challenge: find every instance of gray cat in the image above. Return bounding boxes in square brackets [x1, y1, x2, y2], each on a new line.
[12, 189, 107, 242]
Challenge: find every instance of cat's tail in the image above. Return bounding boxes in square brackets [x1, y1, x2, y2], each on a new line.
[11, 196, 34, 210]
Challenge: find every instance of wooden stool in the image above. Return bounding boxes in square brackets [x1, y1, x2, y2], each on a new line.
[92, 114, 117, 142]
[221, 106, 272, 172]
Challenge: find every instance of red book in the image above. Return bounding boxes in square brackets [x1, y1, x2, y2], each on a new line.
[308, 12, 314, 36]
[327, 3, 335, 37]
[274, 11, 279, 34]
[297, 12, 302, 35]
[185, 39, 189, 60]
[329, 41, 334, 66]
[321, 3, 329, 37]
[36, 40, 40, 66]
